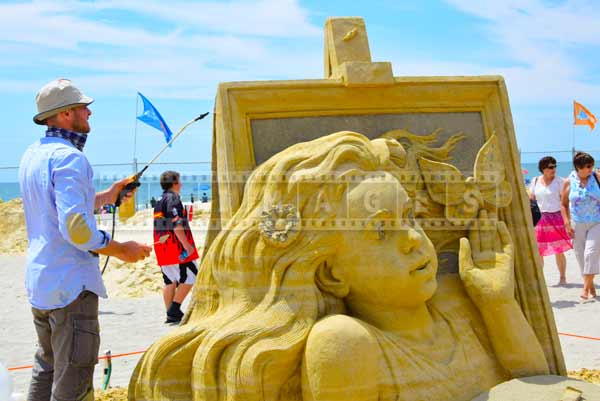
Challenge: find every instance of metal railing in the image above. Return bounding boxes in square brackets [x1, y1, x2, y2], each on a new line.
[0, 161, 213, 207]
[4, 147, 600, 201]
[519, 148, 600, 163]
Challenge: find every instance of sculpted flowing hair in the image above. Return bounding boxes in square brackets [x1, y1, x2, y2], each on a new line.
[129, 132, 404, 401]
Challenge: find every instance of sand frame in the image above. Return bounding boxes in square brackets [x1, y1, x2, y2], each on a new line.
[204, 75, 565, 376]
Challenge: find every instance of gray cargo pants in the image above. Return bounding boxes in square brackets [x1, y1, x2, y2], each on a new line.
[27, 290, 100, 401]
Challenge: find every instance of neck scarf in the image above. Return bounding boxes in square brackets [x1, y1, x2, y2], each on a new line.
[45, 126, 87, 151]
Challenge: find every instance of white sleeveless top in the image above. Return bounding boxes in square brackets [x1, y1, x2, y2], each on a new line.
[529, 176, 563, 213]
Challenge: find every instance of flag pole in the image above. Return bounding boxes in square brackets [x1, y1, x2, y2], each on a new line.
[572, 124, 575, 158]
[132, 94, 139, 173]
[572, 100, 575, 158]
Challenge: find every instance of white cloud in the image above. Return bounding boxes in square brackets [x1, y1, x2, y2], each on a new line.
[0, 0, 321, 98]
[442, 0, 600, 104]
[6, 0, 599, 107]
[88, 0, 321, 38]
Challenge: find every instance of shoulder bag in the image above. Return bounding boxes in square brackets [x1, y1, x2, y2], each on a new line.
[530, 177, 542, 226]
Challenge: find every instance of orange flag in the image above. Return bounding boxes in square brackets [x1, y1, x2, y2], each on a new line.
[574, 100, 597, 130]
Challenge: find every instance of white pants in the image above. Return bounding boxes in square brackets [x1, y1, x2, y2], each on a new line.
[573, 221, 600, 275]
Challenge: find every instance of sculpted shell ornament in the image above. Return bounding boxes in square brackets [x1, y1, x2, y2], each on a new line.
[258, 204, 300, 247]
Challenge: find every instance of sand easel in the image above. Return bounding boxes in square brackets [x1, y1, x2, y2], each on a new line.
[200, 16, 565, 375]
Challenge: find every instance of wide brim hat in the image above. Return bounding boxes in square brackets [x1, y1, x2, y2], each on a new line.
[33, 78, 94, 125]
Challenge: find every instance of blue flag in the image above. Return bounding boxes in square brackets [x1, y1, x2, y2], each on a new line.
[137, 92, 173, 146]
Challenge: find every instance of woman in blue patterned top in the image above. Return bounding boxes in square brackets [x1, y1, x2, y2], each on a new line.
[561, 151, 600, 301]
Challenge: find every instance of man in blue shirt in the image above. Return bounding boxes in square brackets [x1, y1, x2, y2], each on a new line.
[19, 78, 152, 401]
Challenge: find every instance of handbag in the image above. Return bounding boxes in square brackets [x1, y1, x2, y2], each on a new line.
[530, 199, 542, 226]
[530, 177, 542, 226]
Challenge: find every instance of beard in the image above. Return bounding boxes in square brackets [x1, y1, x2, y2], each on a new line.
[72, 116, 90, 134]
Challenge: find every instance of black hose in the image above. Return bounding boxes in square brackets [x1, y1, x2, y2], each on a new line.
[101, 209, 117, 275]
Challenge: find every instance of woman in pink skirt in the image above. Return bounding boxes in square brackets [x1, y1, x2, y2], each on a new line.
[529, 156, 572, 284]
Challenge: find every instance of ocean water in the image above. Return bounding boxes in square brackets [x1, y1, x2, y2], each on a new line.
[0, 177, 211, 207]
[1, 161, 579, 203]
[521, 161, 574, 183]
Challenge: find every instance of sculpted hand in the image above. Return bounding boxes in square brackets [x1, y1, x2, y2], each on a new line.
[459, 210, 515, 308]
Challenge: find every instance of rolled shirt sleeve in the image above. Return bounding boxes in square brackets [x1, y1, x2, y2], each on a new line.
[52, 151, 110, 251]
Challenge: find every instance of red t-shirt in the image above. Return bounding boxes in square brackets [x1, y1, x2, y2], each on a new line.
[153, 190, 199, 265]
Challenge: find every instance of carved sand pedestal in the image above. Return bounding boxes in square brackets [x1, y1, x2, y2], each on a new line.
[471, 375, 600, 401]
[128, 17, 577, 401]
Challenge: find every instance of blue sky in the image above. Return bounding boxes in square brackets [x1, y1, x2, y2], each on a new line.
[2, 0, 600, 180]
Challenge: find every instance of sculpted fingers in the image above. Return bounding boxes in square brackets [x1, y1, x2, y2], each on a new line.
[459, 237, 474, 277]
[468, 219, 481, 255]
[479, 210, 494, 251]
[497, 221, 514, 257]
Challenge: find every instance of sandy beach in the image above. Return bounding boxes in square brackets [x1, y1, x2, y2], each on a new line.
[1, 231, 599, 395]
[0, 202, 211, 396]
[0, 254, 177, 394]
[543, 249, 600, 370]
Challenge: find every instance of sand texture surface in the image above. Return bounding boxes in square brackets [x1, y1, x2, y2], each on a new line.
[1, 254, 181, 394]
[2, 199, 209, 298]
[0, 202, 210, 395]
[0, 199, 27, 254]
[2, 236, 599, 397]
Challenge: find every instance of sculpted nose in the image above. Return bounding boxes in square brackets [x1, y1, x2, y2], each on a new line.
[398, 228, 423, 254]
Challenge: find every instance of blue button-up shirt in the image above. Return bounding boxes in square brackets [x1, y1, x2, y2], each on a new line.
[19, 136, 110, 310]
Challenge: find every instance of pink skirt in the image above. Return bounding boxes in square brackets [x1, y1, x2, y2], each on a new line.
[535, 211, 573, 256]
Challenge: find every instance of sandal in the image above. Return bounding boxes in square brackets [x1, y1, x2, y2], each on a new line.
[580, 294, 592, 303]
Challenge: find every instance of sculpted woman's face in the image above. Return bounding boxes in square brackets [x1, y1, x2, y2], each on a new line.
[333, 173, 438, 308]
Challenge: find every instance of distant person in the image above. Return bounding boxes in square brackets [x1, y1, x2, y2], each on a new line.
[561, 151, 600, 301]
[153, 171, 199, 323]
[150, 196, 157, 208]
[190, 193, 195, 203]
[201, 192, 209, 203]
[529, 156, 572, 285]
[19, 78, 151, 401]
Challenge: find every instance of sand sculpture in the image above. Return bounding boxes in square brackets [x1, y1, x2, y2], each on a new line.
[129, 17, 579, 400]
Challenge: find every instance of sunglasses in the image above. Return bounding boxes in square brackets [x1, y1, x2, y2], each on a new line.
[545, 165, 556, 169]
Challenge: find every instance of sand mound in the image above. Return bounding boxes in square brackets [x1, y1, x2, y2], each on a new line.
[0, 198, 28, 254]
[569, 368, 600, 384]
[121, 207, 153, 226]
[100, 203, 208, 298]
[98, 207, 163, 298]
[95, 387, 127, 401]
[0, 200, 207, 297]
[101, 253, 163, 298]
[93, 371, 600, 401]
[117, 202, 210, 226]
